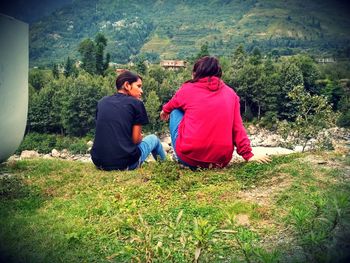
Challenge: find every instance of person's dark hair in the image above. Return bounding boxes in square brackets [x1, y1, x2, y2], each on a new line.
[188, 56, 222, 83]
[115, 70, 142, 90]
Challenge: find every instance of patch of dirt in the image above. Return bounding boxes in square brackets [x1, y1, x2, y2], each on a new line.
[236, 173, 293, 206]
[235, 214, 250, 226]
[300, 154, 350, 182]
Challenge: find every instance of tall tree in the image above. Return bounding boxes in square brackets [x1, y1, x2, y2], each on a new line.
[52, 63, 59, 79]
[78, 38, 96, 75]
[249, 47, 262, 65]
[64, 57, 74, 78]
[278, 61, 304, 120]
[95, 33, 108, 75]
[145, 91, 161, 132]
[232, 45, 247, 71]
[195, 42, 210, 60]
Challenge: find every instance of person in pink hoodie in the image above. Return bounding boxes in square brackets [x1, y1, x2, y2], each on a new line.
[160, 56, 270, 169]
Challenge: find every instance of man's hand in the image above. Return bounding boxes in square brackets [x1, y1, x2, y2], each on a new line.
[248, 154, 271, 164]
[160, 110, 170, 121]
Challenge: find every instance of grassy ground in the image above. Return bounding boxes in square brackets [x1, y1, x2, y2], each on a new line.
[0, 152, 349, 262]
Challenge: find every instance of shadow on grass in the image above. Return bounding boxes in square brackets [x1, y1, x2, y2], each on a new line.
[0, 164, 50, 263]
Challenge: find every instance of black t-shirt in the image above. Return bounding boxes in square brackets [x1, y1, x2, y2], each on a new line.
[91, 93, 149, 170]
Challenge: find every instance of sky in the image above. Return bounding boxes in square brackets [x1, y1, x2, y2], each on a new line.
[0, 0, 73, 23]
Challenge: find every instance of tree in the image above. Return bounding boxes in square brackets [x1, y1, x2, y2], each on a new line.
[277, 61, 304, 120]
[29, 69, 47, 91]
[145, 91, 161, 132]
[95, 33, 108, 75]
[249, 47, 262, 65]
[291, 55, 320, 94]
[133, 54, 147, 75]
[278, 85, 337, 152]
[64, 57, 75, 78]
[78, 38, 96, 75]
[104, 53, 111, 72]
[52, 63, 59, 79]
[61, 74, 103, 136]
[232, 45, 247, 71]
[195, 42, 210, 60]
[27, 83, 61, 133]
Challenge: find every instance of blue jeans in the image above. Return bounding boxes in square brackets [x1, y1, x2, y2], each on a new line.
[169, 109, 196, 169]
[128, 134, 166, 170]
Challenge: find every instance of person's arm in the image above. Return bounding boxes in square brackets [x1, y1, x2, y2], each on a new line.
[162, 86, 185, 114]
[232, 94, 254, 161]
[232, 95, 271, 164]
[160, 110, 170, 121]
[132, 124, 142, 144]
[160, 87, 185, 121]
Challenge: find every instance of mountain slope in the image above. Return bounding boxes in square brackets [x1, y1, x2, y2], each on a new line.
[28, 0, 350, 66]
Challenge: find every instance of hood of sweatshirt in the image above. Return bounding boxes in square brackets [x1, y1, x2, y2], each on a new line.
[195, 76, 223, 91]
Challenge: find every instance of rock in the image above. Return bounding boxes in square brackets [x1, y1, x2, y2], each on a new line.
[78, 155, 92, 163]
[254, 146, 294, 155]
[7, 155, 20, 162]
[293, 145, 311, 152]
[51, 149, 60, 158]
[43, 154, 53, 159]
[60, 149, 69, 159]
[20, 150, 40, 159]
[87, 140, 93, 147]
[247, 125, 258, 135]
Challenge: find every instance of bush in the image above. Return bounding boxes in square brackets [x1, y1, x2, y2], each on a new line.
[16, 133, 57, 154]
[68, 140, 89, 154]
[16, 133, 90, 154]
[337, 111, 350, 128]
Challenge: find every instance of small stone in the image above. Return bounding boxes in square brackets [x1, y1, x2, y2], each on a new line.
[60, 149, 69, 159]
[20, 150, 40, 159]
[43, 154, 53, 159]
[86, 140, 93, 147]
[51, 149, 60, 158]
[7, 155, 20, 162]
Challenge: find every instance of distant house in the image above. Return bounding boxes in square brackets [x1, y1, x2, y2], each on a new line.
[75, 60, 82, 68]
[116, 68, 127, 74]
[160, 60, 187, 70]
[108, 62, 118, 68]
[316, 58, 335, 63]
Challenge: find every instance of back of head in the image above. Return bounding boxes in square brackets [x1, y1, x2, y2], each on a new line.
[191, 56, 222, 82]
[115, 70, 142, 90]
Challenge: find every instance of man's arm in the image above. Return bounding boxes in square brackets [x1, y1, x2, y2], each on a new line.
[132, 124, 142, 144]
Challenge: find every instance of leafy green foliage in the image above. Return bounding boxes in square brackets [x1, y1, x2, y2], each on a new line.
[278, 85, 338, 151]
[16, 133, 90, 154]
[27, 71, 111, 136]
[144, 90, 162, 133]
[26, 51, 348, 139]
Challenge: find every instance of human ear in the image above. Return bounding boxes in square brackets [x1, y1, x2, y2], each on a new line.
[124, 81, 131, 91]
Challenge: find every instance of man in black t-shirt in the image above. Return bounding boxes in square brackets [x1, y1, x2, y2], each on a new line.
[91, 71, 166, 171]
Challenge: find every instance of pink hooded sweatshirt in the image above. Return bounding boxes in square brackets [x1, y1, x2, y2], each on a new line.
[162, 76, 253, 168]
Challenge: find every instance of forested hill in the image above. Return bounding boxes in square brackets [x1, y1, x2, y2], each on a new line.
[29, 0, 350, 66]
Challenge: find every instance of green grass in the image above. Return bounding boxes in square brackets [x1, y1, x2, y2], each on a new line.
[1, 153, 349, 262]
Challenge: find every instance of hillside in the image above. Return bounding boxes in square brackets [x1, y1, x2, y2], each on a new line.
[27, 0, 350, 66]
[1, 152, 350, 261]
